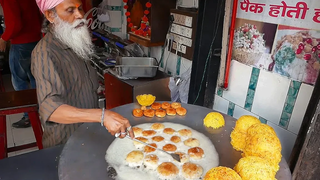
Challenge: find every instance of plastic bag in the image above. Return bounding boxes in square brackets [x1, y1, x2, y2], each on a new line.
[168, 68, 191, 103]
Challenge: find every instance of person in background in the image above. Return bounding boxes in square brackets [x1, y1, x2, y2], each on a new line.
[33, 0, 134, 148]
[0, 0, 42, 128]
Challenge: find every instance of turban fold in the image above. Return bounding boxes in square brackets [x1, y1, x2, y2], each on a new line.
[36, 0, 65, 13]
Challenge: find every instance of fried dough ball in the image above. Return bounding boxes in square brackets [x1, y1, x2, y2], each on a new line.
[144, 109, 155, 118]
[171, 102, 181, 109]
[178, 129, 192, 137]
[184, 138, 200, 147]
[133, 137, 149, 149]
[132, 109, 143, 117]
[163, 128, 176, 135]
[125, 150, 144, 167]
[144, 143, 157, 153]
[142, 130, 157, 137]
[152, 136, 165, 142]
[170, 136, 181, 143]
[141, 106, 147, 110]
[174, 152, 189, 163]
[132, 127, 143, 136]
[155, 109, 166, 118]
[151, 102, 161, 110]
[176, 107, 187, 116]
[162, 144, 177, 152]
[161, 102, 171, 109]
[157, 162, 179, 179]
[166, 108, 177, 116]
[144, 154, 159, 170]
[182, 162, 203, 179]
[151, 123, 165, 130]
[188, 147, 204, 160]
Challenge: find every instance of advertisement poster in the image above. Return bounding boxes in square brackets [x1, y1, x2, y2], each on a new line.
[233, 0, 320, 85]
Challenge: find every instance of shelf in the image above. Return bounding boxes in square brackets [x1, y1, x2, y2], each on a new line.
[129, 32, 164, 47]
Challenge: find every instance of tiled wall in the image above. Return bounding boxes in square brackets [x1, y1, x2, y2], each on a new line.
[213, 60, 314, 161]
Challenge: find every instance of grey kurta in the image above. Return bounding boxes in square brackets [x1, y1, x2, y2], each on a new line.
[31, 31, 99, 148]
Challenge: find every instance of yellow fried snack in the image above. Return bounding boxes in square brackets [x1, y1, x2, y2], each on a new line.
[136, 94, 156, 106]
[230, 115, 261, 152]
[234, 156, 278, 180]
[246, 123, 277, 137]
[243, 124, 282, 169]
[204, 166, 242, 180]
[234, 115, 261, 133]
[203, 112, 225, 129]
[230, 130, 247, 151]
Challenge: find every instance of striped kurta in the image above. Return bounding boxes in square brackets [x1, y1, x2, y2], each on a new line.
[31, 31, 99, 148]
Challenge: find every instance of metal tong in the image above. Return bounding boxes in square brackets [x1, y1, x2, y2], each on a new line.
[115, 133, 181, 162]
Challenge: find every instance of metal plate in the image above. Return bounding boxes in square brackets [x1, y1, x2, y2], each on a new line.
[58, 103, 292, 180]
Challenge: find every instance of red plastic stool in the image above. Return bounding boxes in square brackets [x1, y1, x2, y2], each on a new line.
[0, 89, 43, 159]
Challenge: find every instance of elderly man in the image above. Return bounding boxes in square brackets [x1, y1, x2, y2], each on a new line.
[32, 0, 134, 148]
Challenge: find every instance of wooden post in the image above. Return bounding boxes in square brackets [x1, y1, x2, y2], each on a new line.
[292, 103, 320, 179]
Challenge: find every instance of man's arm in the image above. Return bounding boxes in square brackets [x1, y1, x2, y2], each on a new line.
[49, 104, 134, 138]
[31, 50, 134, 138]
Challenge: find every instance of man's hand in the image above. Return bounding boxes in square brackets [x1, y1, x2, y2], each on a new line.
[0, 38, 6, 52]
[103, 110, 135, 139]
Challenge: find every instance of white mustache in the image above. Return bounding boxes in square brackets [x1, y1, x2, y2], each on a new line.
[72, 19, 87, 28]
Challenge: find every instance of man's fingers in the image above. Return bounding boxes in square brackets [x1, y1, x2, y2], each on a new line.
[119, 126, 127, 138]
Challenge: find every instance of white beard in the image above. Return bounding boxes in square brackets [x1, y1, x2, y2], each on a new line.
[52, 17, 94, 60]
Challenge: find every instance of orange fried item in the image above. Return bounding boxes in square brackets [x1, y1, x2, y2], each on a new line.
[144, 143, 157, 153]
[162, 102, 171, 109]
[166, 108, 176, 116]
[176, 107, 187, 116]
[132, 109, 144, 117]
[151, 102, 161, 110]
[163, 144, 177, 152]
[171, 102, 181, 109]
[144, 109, 155, 118]
[155, 109, 166, 118]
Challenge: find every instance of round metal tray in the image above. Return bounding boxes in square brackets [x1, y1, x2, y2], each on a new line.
[58, 103, 292, 180]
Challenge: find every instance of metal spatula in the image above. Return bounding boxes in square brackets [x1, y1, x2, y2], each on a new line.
[126, 136, 181, 162]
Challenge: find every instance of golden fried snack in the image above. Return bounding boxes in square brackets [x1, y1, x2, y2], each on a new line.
[182, 162, 203, 179]
[157, 162, 179, 179]
[132, 127, 143, 136]
[162, 144, 177, 152]
[178, 129, 192, 137]
[151, 123, 165, 130]
[141, 106, 147, 110]
[144, 109, 155, 118]
[171, 102, 181, 109]
[151, 102, 161, 110]
[234, 156, 278, 180]
[161, 102, 171, 109]
[144, 143, 157, 153]
[144, 154, 159, 170]
[155, 109, 166, 118]
[166, 108, 176, 116]
[204, 166, 242, 180]
[163, 128, 176, 135]
[125, 150, 144, 167]
[174, 152, 189, 163]
[170, 136, 181, 143]
[142, 130, 157, 137]
[184, 138, 200, 147]
[152, 136, 165, 142]
[132, 109, 143, 117]
[188, 147, 204, 160]
[133, 137, 148, 149]
[176, 107, 187, 116]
